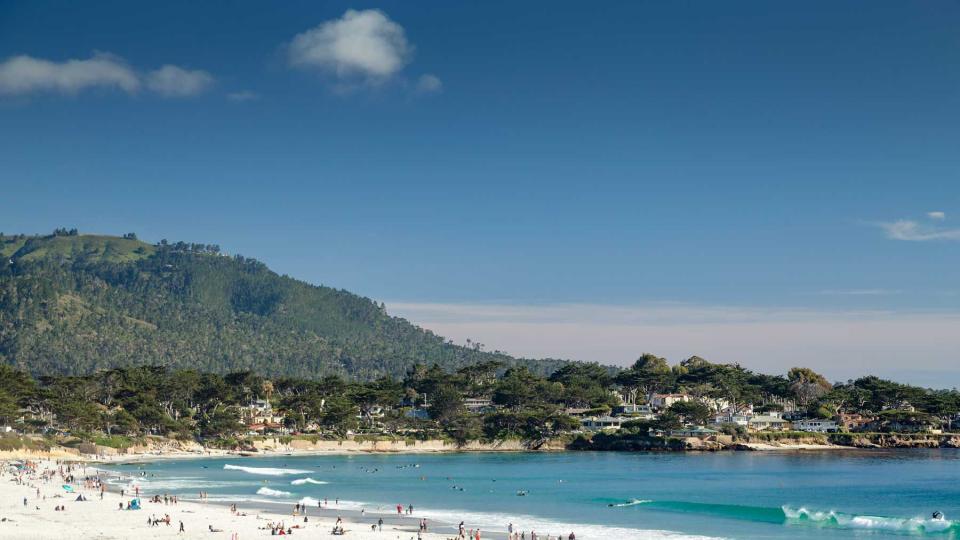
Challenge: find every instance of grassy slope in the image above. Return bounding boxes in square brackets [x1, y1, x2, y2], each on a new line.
[0, 233, 569, 379]
[2, 234, 155, 263]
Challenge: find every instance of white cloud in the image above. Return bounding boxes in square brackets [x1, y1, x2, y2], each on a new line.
[928, 211, 946, 220]
[0, 53, 214, 99]
[415, 73, 442, 94]
[227, 90, 259, 103]
[146, 65, 214, 97]
[387, 301, 960, 387]
[877, 219, 960, 241]
[0, 53, 139, 95]
[288, 9, 412, 82]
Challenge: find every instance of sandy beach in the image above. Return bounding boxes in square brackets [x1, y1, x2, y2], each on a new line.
[0, 458, 465, 540]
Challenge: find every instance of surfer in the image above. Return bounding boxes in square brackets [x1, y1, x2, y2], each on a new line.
[932, 511, 945, 520]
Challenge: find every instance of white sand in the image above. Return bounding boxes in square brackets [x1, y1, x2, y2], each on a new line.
[0, 459, 458, 540]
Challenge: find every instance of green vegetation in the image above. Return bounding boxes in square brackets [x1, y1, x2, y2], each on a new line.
[0, 362, 610, 445]
[0, 231, 566, 379]
[2, 231, 959, 452]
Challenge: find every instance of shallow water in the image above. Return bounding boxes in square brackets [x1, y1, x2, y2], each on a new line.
[103, 449, 960, 539]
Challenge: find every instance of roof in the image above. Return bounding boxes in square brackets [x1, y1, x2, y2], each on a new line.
[674, 427, 718, 434]
[750, 415, 788, 423]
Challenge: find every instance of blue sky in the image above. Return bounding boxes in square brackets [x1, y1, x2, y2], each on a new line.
[2, 1, 959, 385]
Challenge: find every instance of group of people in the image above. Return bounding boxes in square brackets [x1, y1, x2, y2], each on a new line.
[505, 523, 576, 540]
[149, 493, 179, 504]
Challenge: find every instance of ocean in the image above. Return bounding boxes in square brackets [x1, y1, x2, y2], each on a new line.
[101, 449, 960, 539]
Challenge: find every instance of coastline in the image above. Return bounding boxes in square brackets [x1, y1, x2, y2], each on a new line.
[0, 457, 483, 540]
[6, 433, 959, 465]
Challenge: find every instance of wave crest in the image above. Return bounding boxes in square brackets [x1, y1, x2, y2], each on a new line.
[224, 464, 311, 476]
[256, 487, 292, 497]
[291, 477, 328, 485]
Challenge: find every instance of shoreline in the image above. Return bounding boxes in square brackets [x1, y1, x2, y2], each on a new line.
[0, 457, 502, 540]
[5, 430, 959, 465]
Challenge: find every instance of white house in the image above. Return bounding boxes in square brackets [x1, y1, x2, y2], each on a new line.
[616, 403, 656, 419]
[748, 415, 791, 431]
[713, 414, 751, 427]
[581, 416, 624, 431]
[670, 426, 719, 439]
[650, 393, 690, 410]
[464, 398, 495, 413]
[794, 419, 838, 433]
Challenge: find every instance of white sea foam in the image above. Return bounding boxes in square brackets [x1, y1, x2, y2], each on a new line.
[291, 477, 328, 485]
[324, 501, 726, 540]
[612, 499, 652, 507]
[783, 506, 956, 534]
[427, 506, 725, 539]
[256, 487, 292, 497]
[296, 497, 369, 511]
[223, 464, 311, 476]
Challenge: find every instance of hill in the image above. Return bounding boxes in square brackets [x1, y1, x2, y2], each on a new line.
[0, 231, 567, 379]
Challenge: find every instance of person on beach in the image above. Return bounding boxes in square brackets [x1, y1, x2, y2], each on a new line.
[378, 517, 383, 531]
[179, 521, 185, 533]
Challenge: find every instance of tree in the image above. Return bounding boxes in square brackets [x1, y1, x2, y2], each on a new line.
[320, 397, 358, 435]
[0, 391, 18, 426]
[788, 367, 832, 408]
[427, 384, 464, 424]
[198, 406, 242, 438]
[668, 400, 712, 426]
[615, 353, 673, 398]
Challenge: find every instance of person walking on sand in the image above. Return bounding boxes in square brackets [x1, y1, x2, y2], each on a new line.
[475, 528, 482, 540]
[378, 517, 383, 531]
[179, 521, 185, 533]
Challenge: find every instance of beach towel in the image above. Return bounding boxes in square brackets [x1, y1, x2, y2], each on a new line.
[62, 485, 74, 492]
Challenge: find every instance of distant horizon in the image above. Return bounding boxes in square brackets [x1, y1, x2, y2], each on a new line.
[3, 1, 959, 388]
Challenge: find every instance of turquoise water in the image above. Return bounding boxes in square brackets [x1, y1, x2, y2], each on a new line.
[103, 450, 960, 539]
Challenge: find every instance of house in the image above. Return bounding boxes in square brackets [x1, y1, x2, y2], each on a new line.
[670, 427, 719, 439]
[464, 398, 495, 413]
[794, 419, 838, 433]
[713, 414, 750, 427]
[241, 399, 285, 426]
[581, 416, 624, 431]
[883, 401, 916, 413]
[838, 413, 874, 432]
[702, 398, 732, 413]
[649, 393, 690, 410]
[615, 403, 656, 419]
[748, 415, 790, 431]
[246, 422, 284, 435]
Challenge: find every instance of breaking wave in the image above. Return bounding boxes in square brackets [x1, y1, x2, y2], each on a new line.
[291, 477, 328, 485]
[256, 487, 292, 497]
[612, 499, 959, 535]
[223, 464, 311, 476]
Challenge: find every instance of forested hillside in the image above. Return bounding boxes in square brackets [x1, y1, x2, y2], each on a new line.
[0, 231, 567, 379]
